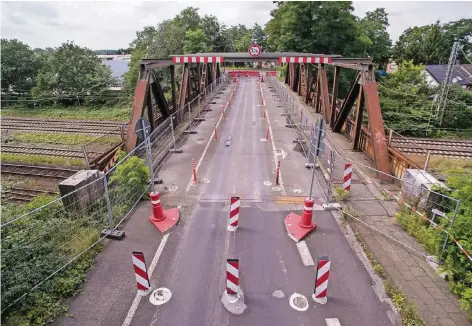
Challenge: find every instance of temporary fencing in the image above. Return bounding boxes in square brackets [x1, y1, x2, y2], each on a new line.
[268, 75, 469, 264]
[0, 74, 228, 317]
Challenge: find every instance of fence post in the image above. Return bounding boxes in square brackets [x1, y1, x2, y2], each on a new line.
[141, 118, 156, 193]
[100, 176, 124, 239]
[327, 151, 335, 202]
[188, 102, 191, 123]
[438, 199, 461, 264]
[82, 145, 90, 167]
[424, 151, 431, 170]
[387, 129, 393, 147]
[170, 113, 177, 150]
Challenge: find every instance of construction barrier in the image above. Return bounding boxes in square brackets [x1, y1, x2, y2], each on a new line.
[343, 163, 352, 191]
[313, 256, 330, 304]
[149, 192, 179, 233]
[285, 197, 317, 242]
[228, 197, 240, 231]
[226, 259, 240, 295]
[132, 251, 152, 296]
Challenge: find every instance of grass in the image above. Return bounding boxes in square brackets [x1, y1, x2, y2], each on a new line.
[333, 186, 350, 202]
[7, 131, 122, 146]
[2, 104, 130, 121]
[1, 153, 86, 168]
[428, 157, 472, 173]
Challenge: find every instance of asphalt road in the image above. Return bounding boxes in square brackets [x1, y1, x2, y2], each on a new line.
[127, 78, 394, 326]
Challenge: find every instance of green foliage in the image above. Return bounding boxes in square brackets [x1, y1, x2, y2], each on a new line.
[1, 39, 39, 93]
[358, 8, 392, 67]
[334, 186, 350, 202]
[7, 131, 122, 146]
[1, 153, 86, 168]
[183, 29, 211, 54]
[1, 104, 130, 121]
[384, 280, 426, 326]
[32, 41, 114, 102]
[393, 19, 472, 65]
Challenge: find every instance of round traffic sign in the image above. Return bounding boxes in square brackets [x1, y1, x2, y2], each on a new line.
[135, 118, 151, 140]
[248, 43, 262, 57]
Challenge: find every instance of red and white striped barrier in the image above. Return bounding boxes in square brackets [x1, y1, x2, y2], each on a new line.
[313, 255, 330, 304]
[343, 163, 352, 191]
[226, 259, 240, 296]
[149, 192, 179, 233]
[228, 196, 240, 231]
[192, 159, 197, 184]
[103, 151, 118, 173]
[132, 251, 152, 296]
[275, 161, 280, 186]
[279, 57, 332, 64]
[172, 56, 224, 64]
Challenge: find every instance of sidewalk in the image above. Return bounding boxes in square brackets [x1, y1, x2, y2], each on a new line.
[279, 81, 471, 326]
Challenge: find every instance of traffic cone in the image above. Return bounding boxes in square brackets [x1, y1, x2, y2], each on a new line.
[149, 192, 179, 233]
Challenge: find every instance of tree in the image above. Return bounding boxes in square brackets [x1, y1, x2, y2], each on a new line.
[1, 39, 39, 93]
[174, 7, 201, 32]
[183, 29, 210, 54]
[201, 15, 225, 52]
[392, 19, 472, 65]
[252, 23, 266, 50]
[265, 2, 361, 56]
[32, 42, 114, 100]
[358, 8, 392, 68]
[130, 26, 158, 51]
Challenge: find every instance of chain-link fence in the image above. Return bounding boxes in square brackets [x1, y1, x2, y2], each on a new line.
[0, 74, 227, 319]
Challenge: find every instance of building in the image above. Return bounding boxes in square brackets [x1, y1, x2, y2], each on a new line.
[423, 64, 472, 90]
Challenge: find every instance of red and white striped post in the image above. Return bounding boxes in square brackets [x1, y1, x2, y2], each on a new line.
[266, 124, 270, 141]
[214, 125, 218, 140]
[228, 196, 240, 231]
[132, 251, 152, 296]
[275, 161, 280, 186]
[343, 163, 352, 191]
[226, 259, 240, 296]
[312, 255, 330, 304]
[192, 159, 197, 184]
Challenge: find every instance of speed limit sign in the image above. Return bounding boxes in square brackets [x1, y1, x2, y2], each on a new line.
[248, 43, 262, 57]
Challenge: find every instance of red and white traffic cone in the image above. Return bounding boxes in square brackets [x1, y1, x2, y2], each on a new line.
[343, 163, 352, 191]
[228, 197, 240, 231]
[192, 159, 197, 183]
[226, 259, 240, 296]
[149, 192, 179, 233]
[313, 256, 330, 304]
[214, 126, 218, 140]
[285, 197, 317, 242]
[132, 251, 152, 296]
[275, 161, 280, 186]
[266, 124, 270, 141]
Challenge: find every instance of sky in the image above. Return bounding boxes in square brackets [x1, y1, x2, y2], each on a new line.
[1, 1, 471, 50]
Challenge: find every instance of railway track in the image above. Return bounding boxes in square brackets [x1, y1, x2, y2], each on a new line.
[2, 117, 128, 136]
[1, 163, 79, 179]
[2, 187, 58, 202]
[2, 145, 103, 159]
[391, 137, 472, 158]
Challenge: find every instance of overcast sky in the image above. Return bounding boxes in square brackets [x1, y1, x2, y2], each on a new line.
[1, 1, 471, 50]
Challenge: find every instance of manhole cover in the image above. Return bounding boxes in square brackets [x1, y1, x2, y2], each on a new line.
[289, 293, 308, 311]
[263, 181, 272, 186]
[201, 179, 210, 184]
[149, 288, 172, 306]
[272, 186, 282, 192]
[169, 184, 178, 192]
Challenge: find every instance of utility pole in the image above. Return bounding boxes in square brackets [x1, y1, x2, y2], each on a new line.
[436, 41, 460, 127]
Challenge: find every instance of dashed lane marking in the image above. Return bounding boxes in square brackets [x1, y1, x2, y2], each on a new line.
[325, 318, 342, 326]
[296, 240, 314, 266]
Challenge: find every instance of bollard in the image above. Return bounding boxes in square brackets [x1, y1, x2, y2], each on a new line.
[192, 159, 197, 184]
[275, 161, 280, 186]
[285, 197, 317, 242]
[132, 251, 152, 296]
[226, 259, 240, 295]
[149, 192, 179, 233]
[228, 196, 240, 231]
[313, 256, 330, 304]
[343, 163, 352, 191]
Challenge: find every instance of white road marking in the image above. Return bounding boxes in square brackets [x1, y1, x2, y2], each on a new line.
[296, 241, 314, 266]
[261, 84, 286, 196]
[122, 233, 169, 326]
[325, 318, 342, 326]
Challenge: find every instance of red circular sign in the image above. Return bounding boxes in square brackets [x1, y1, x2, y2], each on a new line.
[248, 43, 262, 57]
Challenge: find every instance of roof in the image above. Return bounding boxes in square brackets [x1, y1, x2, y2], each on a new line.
[101, 59, 129, 82]
[460, 64, 472, 78]
[425, 64, 472, 86]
